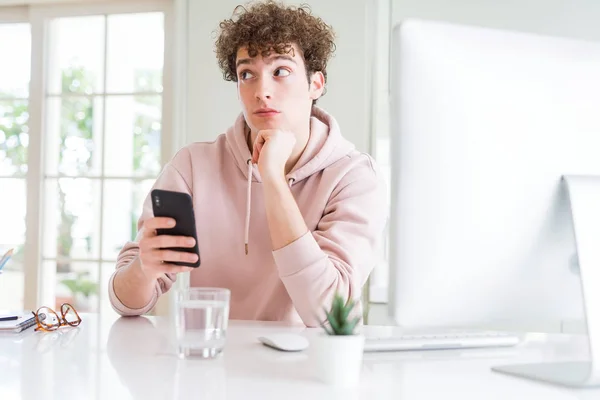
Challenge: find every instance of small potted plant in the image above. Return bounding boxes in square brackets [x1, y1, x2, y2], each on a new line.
[312, 293, 365, 386]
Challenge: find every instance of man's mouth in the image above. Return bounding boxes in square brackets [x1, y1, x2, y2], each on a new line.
[254, 108, 280, 117]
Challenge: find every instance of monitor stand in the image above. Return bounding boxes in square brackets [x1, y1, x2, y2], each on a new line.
[492, 175, 600, 388]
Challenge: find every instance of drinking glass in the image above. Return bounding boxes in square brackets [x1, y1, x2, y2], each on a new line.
[175, 288, 230, 359]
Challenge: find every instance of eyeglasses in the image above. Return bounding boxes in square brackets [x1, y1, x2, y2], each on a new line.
[31, 303, 82, 332]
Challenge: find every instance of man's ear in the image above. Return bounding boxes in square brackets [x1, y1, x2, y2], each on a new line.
[309, 71, 325, 101]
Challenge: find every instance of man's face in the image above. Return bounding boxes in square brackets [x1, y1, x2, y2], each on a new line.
[235, 44, 324, 134]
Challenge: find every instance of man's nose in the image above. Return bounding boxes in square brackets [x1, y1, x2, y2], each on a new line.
[255, 78, 273, 101]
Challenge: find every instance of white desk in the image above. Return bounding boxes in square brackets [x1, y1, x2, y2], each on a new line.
[0, 314, 599, 399]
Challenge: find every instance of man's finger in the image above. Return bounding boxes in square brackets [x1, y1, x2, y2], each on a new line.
[164, 266, 195, 274]
[149, 235, 196, 250]
[143, 217, 176, 234]
[154, 249, 199, 264]
[255, 141, 264, 162]
[253, 132, 266, 163]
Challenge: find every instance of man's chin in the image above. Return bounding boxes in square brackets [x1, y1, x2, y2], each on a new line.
[250, 119, 280, 131]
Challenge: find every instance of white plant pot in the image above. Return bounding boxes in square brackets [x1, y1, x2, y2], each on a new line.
[311, 333, 365, 387]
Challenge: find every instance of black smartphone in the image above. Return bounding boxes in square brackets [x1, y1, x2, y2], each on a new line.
[150, 189, 201, 268]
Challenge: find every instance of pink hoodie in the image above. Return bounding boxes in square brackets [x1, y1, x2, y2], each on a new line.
[108, 106, 387, 327]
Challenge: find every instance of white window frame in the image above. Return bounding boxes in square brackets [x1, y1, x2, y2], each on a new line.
[0, 6, 27, 22]
[0, 0, 180, 312]
[367, 0, 392, 305]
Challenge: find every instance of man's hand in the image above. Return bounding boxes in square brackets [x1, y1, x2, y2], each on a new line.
[138, 217, 197, 279]
[252, 129, 296, 180]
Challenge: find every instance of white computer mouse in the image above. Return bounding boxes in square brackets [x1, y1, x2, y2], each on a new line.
[258, 333, 309, 352]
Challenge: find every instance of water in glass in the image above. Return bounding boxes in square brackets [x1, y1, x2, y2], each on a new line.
[176, 288, 230, 359]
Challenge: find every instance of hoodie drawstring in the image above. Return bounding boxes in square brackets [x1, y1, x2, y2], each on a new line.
[245, 159, 252, 255]
[244, 161, 296, 255]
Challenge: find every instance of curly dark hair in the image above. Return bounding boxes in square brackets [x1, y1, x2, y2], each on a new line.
[215, 1, 336, 91]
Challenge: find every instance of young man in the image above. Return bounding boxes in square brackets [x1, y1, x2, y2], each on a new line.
[109, 1, 387, 327]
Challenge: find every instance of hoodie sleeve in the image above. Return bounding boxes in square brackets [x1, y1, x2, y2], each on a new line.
[272, 154, 388, 327]
[108, 157, 193, 316]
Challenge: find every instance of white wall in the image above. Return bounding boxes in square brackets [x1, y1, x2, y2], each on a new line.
[392, 0, 600, 44]
[185, 0, 376, 153]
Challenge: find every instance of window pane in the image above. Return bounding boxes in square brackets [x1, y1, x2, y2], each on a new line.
[0, 268, 25, 311]
[0, 178, 26, 310]
[47, 16, 105, 95]
[45, 97, 103, 176]
[0, 24, 31, 98]
[372, 139, 391, 301]
[104, 96, 161, 177]
[49, 260, 99, 313]
[43, 178, 101, 260]
[106, 13, 164, 93]
[0, 100, 29, 176]
[102, 179, 153, 260]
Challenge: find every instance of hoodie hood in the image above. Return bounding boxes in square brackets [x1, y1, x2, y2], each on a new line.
[225, 106, 356, 254]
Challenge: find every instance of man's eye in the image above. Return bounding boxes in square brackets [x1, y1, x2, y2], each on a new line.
[274, 68, 290, 77]
[240, 71, 254, 80]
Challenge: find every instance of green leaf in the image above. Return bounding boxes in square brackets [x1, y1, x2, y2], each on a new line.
[331, 296, 342, 319]
[326, 310, 341, 334]
[339, 327, 353, 335]
[345, 316, 361, 335]
[340, 301, 354, 322]
[321, 292, 362, 335]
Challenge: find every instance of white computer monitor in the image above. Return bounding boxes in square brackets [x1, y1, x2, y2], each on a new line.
[388, 19, 600, 333]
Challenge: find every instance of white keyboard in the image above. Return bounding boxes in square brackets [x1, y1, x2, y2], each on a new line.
[364, 331, 520, 352]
